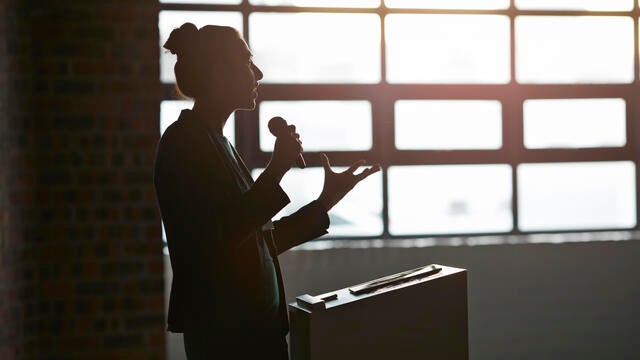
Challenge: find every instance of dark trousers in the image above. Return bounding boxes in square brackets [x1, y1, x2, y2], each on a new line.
[183, 330, 289, 360]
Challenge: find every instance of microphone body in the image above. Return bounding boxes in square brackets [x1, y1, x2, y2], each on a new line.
[268, 116, 306, 169]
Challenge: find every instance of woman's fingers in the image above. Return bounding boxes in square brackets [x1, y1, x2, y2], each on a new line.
[345, 160, 366, 174]
[321, 153, 331, 171]
[322, 155, 381, 182]
[355, 163, 381, 182]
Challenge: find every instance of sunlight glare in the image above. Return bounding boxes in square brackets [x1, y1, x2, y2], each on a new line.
[518, 162, 636, 231]
[160, 0, 240, 3]
[395, 100, 502, 150]
[515, 0, 633, 11]
[249, 0, 380, 7]
[386, 14, 510, 84]
[389, 165, 513, 235]
[385, 0, 509, 9]
[516, 16, 633, 84]
[250, 13, 380, 83]
[523, 98, 626, 149]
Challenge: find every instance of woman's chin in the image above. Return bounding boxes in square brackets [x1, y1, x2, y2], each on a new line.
[238, 99, 257, 111]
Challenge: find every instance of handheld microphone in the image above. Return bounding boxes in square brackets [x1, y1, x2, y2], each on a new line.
[268, 116, 306, 169]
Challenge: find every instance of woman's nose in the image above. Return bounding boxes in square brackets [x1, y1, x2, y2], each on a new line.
[253, 63, 263, 81]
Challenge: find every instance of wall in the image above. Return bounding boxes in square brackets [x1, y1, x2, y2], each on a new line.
[0, 0, 19, 358]
[1, 1, 165, 359]
[281, 239, 640, 360]
[165, 238, 640, 359]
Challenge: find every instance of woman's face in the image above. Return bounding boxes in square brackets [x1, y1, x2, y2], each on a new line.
[220, 34, 264, 111]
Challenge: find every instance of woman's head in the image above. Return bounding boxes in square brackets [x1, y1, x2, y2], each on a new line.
[163, 23, 263, 109]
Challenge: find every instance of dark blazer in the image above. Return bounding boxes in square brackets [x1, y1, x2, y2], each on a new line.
[154, 109, 329, 335]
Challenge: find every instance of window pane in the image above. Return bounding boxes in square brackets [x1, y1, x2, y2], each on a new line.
[159, 11, 243, 83]
[518, 161, 636, 231]
[259, 101, 372, 151]
[515, 0, 632, 11]
[249, 13, 380, 83]
[160, 0, 240, 3]
[250, 0, 379, 7]
[385, 15, 510, 84]
[395, 100, 502, 150]
[388, 165, 513, 235]
[524, 98, 626, 149]
[160, 100, 235, 144]
[515, 16, 633, 84]
[252, 167, 383, 237]
[385, 0, 509, 9]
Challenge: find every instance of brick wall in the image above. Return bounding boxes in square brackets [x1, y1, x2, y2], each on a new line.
[1, 1, 164, 359]
[1, 0, 18, 358]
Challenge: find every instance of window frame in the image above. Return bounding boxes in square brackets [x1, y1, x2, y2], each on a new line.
[159, 1, 640, 240]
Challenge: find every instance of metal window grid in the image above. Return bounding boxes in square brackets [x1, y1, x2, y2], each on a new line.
[159, 1, 640, 240]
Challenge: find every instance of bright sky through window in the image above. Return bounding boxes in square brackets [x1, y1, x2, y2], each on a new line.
[385, 14, 510, 84]
[523, 99, 626, 149]
[250, 0, 380, 7]
[159, 1, 638, 238]
[395, 100, 502, 150]
[518, 162, 636, 231]
[515, 0, 633, 11]
[249, 13, 380, 83]
[388, 165, 513, 235]
[160, 0, 241, 4]
[385, 0, 509, 9]
[516, 16, 633, 84]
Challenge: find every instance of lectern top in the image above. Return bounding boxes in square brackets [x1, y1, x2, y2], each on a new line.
[291, 264, 466, 313]
[348, 264, 442, 295]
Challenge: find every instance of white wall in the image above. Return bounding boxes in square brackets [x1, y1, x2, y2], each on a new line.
[166, 238, 640, 359]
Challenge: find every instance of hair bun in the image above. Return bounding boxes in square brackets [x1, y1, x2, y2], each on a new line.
[163, 22, 199, 57]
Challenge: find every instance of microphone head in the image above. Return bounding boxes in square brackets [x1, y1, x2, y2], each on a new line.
[268, 116, 287, 136]
[267, 116, 306, 169]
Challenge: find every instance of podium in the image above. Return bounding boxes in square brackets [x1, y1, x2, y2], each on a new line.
[288, 264, 468, 360]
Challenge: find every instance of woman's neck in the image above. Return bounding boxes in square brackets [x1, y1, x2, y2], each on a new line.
[191, 100, 233, 135]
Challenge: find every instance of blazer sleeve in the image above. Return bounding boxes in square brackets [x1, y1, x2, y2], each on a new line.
[271, 200, 330, 255]
[158, 123, 290, 253]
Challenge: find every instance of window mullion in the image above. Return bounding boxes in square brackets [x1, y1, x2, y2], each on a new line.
[501, 86, 524, 234]
[633, 9, 640, 231]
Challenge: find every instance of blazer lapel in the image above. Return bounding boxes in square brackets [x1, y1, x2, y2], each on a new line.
[231, 145, 255, 186]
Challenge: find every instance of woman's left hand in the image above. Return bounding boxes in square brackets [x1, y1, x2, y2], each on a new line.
[317, 153, 381, 211]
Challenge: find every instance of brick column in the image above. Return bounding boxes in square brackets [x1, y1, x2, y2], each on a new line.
[1, 0, 21, 358]
[2, 1, 165, 358]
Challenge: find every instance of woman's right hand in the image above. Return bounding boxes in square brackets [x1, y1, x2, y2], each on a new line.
[265, 125, 302, 181]
[317, 153, 381, 211]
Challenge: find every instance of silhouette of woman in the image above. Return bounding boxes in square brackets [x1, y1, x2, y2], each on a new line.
[154, 22, 380, 359]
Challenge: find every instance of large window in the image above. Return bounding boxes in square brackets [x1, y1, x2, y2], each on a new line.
[159, 0, 639, 241]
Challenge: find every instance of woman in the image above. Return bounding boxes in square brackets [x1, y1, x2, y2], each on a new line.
[154, 22, 380, 359]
